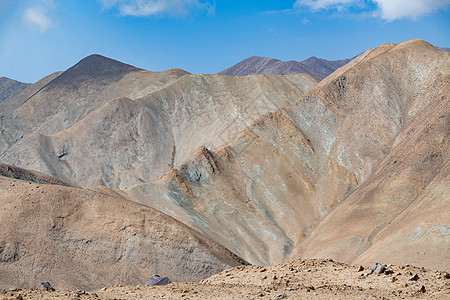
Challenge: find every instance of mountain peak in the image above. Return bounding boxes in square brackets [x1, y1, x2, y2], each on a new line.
[69, 54, 140, 76]
[220, 55, 351, 80]
[44, 54, 141, 87]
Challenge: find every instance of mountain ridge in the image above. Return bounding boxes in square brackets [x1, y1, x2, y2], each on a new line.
[219, 55, 353, 80]
[0, 77, 31, 105]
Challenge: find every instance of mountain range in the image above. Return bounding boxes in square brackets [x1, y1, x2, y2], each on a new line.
[0, 39, 448, 290]
[219, 56, 352, 80]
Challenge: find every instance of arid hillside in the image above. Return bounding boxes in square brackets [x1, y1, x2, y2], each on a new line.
[0, 59, 316, 188]
[0, 39, 448, 292]
[0, 163, 247, 291]
[124, 39, 449, 269]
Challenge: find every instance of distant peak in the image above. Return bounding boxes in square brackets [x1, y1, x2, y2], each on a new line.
[60, 54, 140, 79]
[76, 54, 139, 69]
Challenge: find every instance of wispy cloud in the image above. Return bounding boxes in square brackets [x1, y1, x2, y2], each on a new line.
[98, 0, 215, 17]
[22, 0, 56, 33]
[294, 0, 450, 20]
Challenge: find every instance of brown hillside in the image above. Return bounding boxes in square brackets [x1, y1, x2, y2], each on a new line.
[124, 39, 449, 269]
[0, 168, 247, 291]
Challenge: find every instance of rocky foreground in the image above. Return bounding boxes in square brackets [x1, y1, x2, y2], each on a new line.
[2, 259, 449, 299]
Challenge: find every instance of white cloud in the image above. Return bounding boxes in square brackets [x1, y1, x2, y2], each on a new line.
[99, 0, 215, 17]
[22, 7, 52, 32]
[22, 0, 56, 33]
[374, 0, 450, 21]
[294, 0, 450, 20]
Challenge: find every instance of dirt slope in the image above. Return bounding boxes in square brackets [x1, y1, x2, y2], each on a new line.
[124, 39, 449, 269]
[0, 165, 247, 291]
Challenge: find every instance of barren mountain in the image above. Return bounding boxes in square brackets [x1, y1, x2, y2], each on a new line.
[0, 63, 317, 188]
[0, 54, 189, 155]
[124, 39, 449, 269]
[0, 77, 30, 105]
[0, 163, 247, 291]
[219, 56, 352, 80]
[0, 39, 448, 292]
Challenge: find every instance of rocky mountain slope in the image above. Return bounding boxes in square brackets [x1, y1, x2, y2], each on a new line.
[219, 56, 352, 80]
[0, 39, 448, 291]
[0, 163, 247, 291]
[124, 39, 449, 269]
[0, 59, 316, 188]
[0, 77, 30, 105]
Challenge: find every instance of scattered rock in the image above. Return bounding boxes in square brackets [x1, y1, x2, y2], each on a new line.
[419, 285, 426, 293]
[374, 263, 385, 274]
[384, 269, 394, 275]
[274, 293, 287, 299]
[409, 274, 420, 281]
[40, 282, 54, 291]
[261, 275, 267, 279]
[444, 272, 450, 279]
[363, 269, 374, 276]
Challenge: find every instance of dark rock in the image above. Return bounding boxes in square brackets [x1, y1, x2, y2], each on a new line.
[358, 266, 364, 272]
[40, 282, 54, 291]
[418, 285, 426, 293]
[409, 274, 420, 281]
[145, 275, 172, 286]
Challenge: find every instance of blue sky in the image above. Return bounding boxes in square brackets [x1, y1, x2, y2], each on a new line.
[0, 0, 449, 83]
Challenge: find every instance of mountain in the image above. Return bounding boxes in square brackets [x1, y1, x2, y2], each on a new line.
[0, 60, 317, 188]
[124, 39, 449, 269]
[0, 162, 247, 290]
[0, 77, 30, 105]
[0, 54, 190, 156]
[0, 39, 448, 290]
[219, 56, 352, 80]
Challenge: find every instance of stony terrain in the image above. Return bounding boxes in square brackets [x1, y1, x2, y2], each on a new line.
[2, 259, 449, 299]
[219, 55, 352, 80]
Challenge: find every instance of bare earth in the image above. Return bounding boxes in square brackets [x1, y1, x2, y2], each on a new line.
[2, 259, 449, 299]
